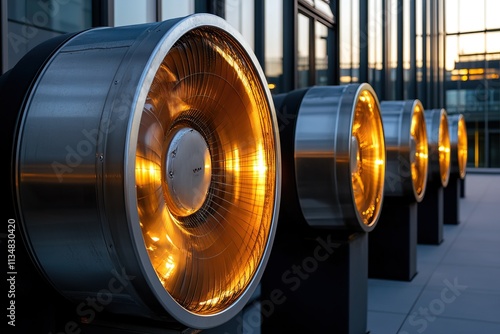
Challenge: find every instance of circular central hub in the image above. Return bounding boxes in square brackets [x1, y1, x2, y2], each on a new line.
[351, 135, 360, 174]
[165, 127, 212, 217]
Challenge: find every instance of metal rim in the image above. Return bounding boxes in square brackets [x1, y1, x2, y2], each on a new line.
[457, 115, 467, 179]
[448, 113, 467, 179]
[409, 100, 428, 201]
[127, 14, 281, 326]
[348, 84, 386, 229]
[425, 108, 450, 187]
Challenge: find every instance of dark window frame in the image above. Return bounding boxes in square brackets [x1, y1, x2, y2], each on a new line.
[297, 0, 336, 88]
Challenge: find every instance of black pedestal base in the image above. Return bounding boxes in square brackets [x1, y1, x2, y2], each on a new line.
[417, 185, 444, 245]
[369, 200, 417, 281]
[444, 177, 461, 225]
[260, 230, 368, 334]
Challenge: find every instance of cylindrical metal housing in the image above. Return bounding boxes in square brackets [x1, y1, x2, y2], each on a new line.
[11, 14, 281, 329]
[448, 113, 467, 179]
[275, 83, 386, 232]
[380, 100, 428, 202]
[425, 108, 451, 187]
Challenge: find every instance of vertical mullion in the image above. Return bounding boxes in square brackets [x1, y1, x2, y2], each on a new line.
[309, 16, 315, 85]
[254, 0, 265, 71]
[381, 0, 387, 100]
[396, 0, 404, 99]
[284, 0, 297, 91]
[359, 0, 368, 83]
[409, 0, 417, 98]
[1, 0, 7, 74]
[330, 0, 339, 84]
[421, 0, 427, 106]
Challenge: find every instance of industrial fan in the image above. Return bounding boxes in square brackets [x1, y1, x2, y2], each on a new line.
[5, 13, 280, 330]
[275, 83, 386, 231]
[417, 108, 451, 244]
[380, 99, 429, 202]
[443, 113, 468, 225]
[261, 83, 386, 334]
[368, 99, 429, 281]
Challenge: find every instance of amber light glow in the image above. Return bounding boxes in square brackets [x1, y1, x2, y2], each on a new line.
[438, 113, 451, 186]
[351, 90, 385, 227]
[135, 28, 276, 315]
[410, 102, 428, 199]
[457, 116, 468, 179]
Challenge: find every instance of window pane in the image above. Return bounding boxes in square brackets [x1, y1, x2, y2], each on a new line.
[297, 13, 310, 88]
[446, 35, 458, 75]
[486, 31, 500, 53]
[458, 0, 485, 32]
[486, 0, 500, 29]
[351, 0, 360, 82]
[386, 0, 399, 100]
[315, 21, 328, 85]
[7, 0, 92, 70]
[445, 0, 458, 34]
[225, 0, 255, 50]
[459, 33, 486, 56]
[339, 0, 351, 83]
[368, 0, 383, 93]
[265, 0, 283, 92]
[8, 0, 91, 32]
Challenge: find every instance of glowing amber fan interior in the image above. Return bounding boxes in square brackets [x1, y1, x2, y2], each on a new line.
[457, 116, 468, 179]
[438, 112, 451, 186]
[351, 89, 385, 227]
[410, 103, 428, 199]
[134, 28, 276, 315]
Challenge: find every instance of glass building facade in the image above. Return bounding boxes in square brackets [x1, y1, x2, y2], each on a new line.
[4, 0, 93, 70]
[1, 0, 498, 168]
[444, 0, 500, 168]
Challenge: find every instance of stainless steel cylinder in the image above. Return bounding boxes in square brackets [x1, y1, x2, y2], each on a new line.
[448, 113, 468, 179]
[276, 83, 386, 232]
[424, 108, 451, 187]
[13, 14, 281, 329]
[380, 100, 428, 202]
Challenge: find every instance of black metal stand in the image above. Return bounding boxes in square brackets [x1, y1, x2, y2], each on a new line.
[443, 177, 461, 225]
[368, 200, 417, 281]
[417, 184, 444, 245]
[260, 229, 368, 334]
